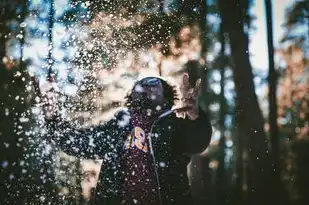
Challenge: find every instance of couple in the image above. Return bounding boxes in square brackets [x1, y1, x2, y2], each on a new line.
[46, 73, 212, 205]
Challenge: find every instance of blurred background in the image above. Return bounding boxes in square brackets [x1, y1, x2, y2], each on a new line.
[0, 0, 308, 204]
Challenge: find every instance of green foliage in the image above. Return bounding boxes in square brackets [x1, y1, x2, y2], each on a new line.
[281, 1, 309, 52]
[284, 1, 309, 28]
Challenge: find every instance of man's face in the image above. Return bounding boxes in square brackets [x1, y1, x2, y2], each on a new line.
[133, 78, 165, 114]
[143, 82, 164, 109]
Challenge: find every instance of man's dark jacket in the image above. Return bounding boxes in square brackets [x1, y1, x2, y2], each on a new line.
[51, 107, 212, 205]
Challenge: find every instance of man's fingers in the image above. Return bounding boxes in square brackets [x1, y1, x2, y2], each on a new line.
[196, 78, 201, 88]
[193, 78, 202, 96]
[182, 73, 190, 91]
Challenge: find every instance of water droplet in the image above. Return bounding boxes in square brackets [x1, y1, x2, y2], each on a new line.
[2, 161, 9, 168]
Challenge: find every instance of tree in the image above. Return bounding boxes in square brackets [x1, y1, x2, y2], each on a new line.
[0, 1, 34, 204]
[281, 1, 309, 56]
[265, 1, 291, 204]
[47, 0, 54, 81]
[279, 1, 309, 204]
[264, 1, 286, 204]
[277, 44, 309, 205]
[265, 0, 279, 173]
[217, 1, 272, 204]
[216, 23, 228, 205]
[0, 0, 25, 70]
[1, 0, 90, 203]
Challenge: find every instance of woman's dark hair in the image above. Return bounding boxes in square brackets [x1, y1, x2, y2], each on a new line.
[124, 77, 178, 110]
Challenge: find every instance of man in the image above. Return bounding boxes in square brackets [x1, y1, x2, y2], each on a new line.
[46, 73, 212, 205]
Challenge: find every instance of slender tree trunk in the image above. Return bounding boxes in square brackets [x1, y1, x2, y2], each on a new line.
[199, 0, 210, 112]
[0, 5, 12, 205]
[265, 0, 279, 174]
[199, 0, 207, 57]
[19, 0, 27, 71]
[47, 0, 54, 81]
[0, 22, 6, 72]
[234, 120, 245, 205]
[265, 1, 284, 205]
[158, 0, 164, 12]
[218, 1, 271, 205]
[265, 2, 291, 205]
[217, 24, 227, 205]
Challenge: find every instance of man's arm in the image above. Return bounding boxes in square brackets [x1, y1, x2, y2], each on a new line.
[174, 73, 212, 155]
[47, 110, 130, 159]
[176, 106, 212, 155]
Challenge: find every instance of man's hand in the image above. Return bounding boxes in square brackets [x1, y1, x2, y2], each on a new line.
[178, 73, 201, 120]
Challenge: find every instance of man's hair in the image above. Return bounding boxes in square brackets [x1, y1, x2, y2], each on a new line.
[124, 77, 178, 110]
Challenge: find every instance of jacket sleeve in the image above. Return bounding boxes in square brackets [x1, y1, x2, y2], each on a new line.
[47, 110, 131, 159]
[176, 106, 212, 155]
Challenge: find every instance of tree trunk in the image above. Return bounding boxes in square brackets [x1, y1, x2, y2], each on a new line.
[158, 0, 164, 12]
[234, 120, 245, 205]
[265, 1, 287, 205]
[217, 1, 271, 205]
[199, 0, 210, 112]
[19, 0, 27, 66]
[47, 0, 54, 81]
[199, 0, 208, 57]
[217, 24, 227, 205]
[265, 0, 279, 174]
[0, 18, 6, 72]
[0, 5, 13, 205]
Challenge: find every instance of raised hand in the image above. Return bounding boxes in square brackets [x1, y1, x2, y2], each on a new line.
[179, 73, 201, 120]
